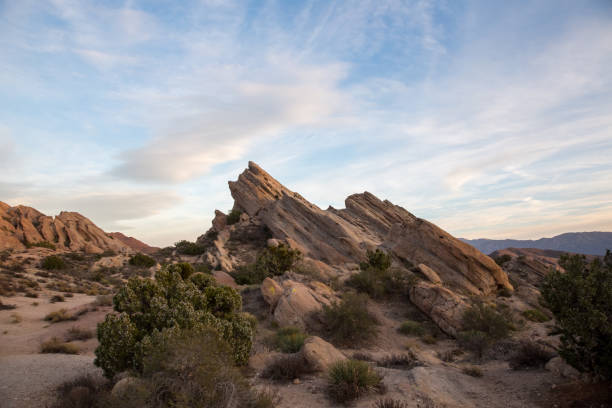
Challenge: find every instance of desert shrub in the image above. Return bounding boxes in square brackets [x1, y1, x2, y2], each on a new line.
[45, 309, 75, 323]
[226, 209, 242, 225]
[328, 359, 384, 404]
[171, 262, 194, 279]
[94, 294, 113, 307]
[494, 254, 512, 266]
[50, 294, 65, 303]
[129, 253, 156, 268]
[541, 253, 612, 380]
[50, 375, 109, 408]
[509, 341, 555, 370]
[348, 249, 413, 299]
[232, 244, 302, 284]
[462, 366, 483, 377]
[457, 330, 490, 359]
[376, 352, 419, 369]
[522, 308, 550, 323]
[95, 264, 254, 378]
[261, 353, 312, 381]
[10, 313, 22, 323]
[64, 292, 74, 297]
[438, 349, 464, 362]
[274, 326, 307, 353]
[398, 320, 425, 336]
[374, 399, 408, 408]
[174, 240, 207, 255]
[193, 262, 212, 274]
[26, 240, 56, 250]
[66, 326, 94, 341]
[42, 255, 66, 270]
[25, 291, 38, 298]
[135, 327, 258, 407]
[461, 302, 512, 341]
[41, 337, 80, 354]
[321, 293, 378, 347]
[421, 334, 437, 344]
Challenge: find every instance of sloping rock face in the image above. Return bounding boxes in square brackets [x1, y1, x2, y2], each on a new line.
[109, 232, 159, 254]
[223, 162, 511, 296]
[0, 202, 132, 254]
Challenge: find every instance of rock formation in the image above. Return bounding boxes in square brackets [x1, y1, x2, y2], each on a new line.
[220, 162, 511, 296]
[0, 201, 132, 254]
[109, 232, 160, 254]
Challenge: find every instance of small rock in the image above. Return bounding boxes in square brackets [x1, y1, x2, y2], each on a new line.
[545, 357, 580, 380]
[293, 378, 301, 384]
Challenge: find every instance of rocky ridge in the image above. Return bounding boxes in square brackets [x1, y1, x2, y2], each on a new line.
[197, 162, 513, 334]
[0, 201, 132, 254]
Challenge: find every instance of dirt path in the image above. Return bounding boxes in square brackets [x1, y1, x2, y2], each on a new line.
[0, 354, 102, 408]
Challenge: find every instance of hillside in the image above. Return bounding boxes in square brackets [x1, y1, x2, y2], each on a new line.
[461, 232, 612, 256]
[0, 201, 131, 254]
[108, 232, 159, 255]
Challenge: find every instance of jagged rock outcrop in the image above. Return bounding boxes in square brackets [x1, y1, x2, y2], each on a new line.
[0, 201, 132, 254]
[409, 281, 469, 336]
[272, 279, 336, 329]
[109, 232, 159, 254]
[222, 162, 511, 296]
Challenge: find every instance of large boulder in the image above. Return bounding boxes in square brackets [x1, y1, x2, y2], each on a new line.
[545, 357, 580, 379]
[409, 281, 469, 336]
[417, 264, 442, 285]
[273, 280, 331, 329]
[261, 277, 283, 307]
[213, 271, 237, 288]
[301, 336, 346, 372]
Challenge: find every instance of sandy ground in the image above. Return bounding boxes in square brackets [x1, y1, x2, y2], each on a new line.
[0, 291, 109, 407]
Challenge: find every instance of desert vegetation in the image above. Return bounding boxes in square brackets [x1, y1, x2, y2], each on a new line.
[94, 264, 255, 378]
[321, 292, 378, 347]
[232, 243, 302, 284]
[327, 359, 384, 404]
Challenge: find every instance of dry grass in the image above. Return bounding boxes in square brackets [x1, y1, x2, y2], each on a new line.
[261, 354, 312, 381]
[65, 326, 94, 341]
[41, 337, 80, 354]
[44, 308, 76, 323]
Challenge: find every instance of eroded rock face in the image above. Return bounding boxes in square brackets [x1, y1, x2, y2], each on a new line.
[409, 281, 469, 336]
[261, 277, 283, 308]
[0, 202, 132, 254]
[109, 232, 160, 254]
[224, 162, 511, 296]
[272, 280, 335, 329]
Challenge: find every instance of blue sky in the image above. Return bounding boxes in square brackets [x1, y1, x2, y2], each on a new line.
[1, 0, 611, 247]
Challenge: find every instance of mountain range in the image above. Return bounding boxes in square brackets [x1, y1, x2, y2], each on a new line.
[461, 232, 612, 256]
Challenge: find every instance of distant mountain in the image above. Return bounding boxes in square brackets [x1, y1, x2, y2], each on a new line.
[0, 201, 132, 254]
[461, 232, 612, 256]
[109, 232, 159, 255]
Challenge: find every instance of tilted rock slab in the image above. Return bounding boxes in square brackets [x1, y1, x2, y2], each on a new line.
[409, 281, 469, 336]
[301, 336, 347, 372]
[227, 162, 511, 296]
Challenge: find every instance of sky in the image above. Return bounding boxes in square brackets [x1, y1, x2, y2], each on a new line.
[1, 0, 611, 247]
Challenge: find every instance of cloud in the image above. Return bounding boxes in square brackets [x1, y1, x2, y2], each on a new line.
[110, 56, 348, 182]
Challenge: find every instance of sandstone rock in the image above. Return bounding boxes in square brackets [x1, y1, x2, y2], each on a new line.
[267, 238, 281, 247]
[417, 264, 442, 285]
[91, 255, 127, 271]
[213, 271, 237, 288]
[226, 163, 511, 296]
[261, 277, 283, 307]
[301, 336, 346, 372]
[273, 280, 327, 328]
[0, 202, 133, 254]
[211, 210, 227, 232]
[409, 281, 469, 336]
[545, 357, 580, 379]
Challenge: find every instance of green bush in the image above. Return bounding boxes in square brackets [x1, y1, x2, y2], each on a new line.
[42, 255, 66, 270]
[348, 249, 413, 298]
[328, 359, 384, 404]
[232, 244, 302, 285]
[128, 253, 156, 268]
[274, 326, 307, 353]
[462, 302, 512, 341]
[226, 209, 242, 225]
[522, 309, 550, 323]
[95, 264, 254, 378]
[322, 293, 378, 347]
[398, 320, 425, 336]
[462, 366, 484, 377]
[174, 240, 207, 255]
[541, 253, 612, 380]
